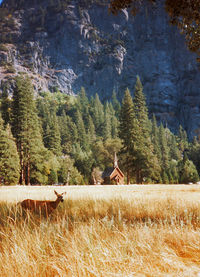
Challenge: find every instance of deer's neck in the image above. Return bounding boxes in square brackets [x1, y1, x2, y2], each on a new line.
[53, 197, 61, 209]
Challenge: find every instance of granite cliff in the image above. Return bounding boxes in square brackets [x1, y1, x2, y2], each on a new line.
[0, 0, 200, 137]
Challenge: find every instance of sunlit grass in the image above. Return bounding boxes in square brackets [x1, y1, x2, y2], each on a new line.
[0, 185, 200, 276]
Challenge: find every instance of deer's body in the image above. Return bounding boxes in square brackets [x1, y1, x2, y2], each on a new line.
[20, 190, 66, 215]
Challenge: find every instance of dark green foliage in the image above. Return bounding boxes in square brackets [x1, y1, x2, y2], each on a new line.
[91, 94, 104, 137]
[36, 92, 62, 156]
[58, 155, 84, 185]
[92, 138, 122, 171]
[119, 88, 135, 184]
[159, 124, 169, 170]
[48, 169, 58, 185]
[178, 125, 189, 153]
[0, 72, 199, 185]
[188, 136, 200, 174]
[178, 152, 199, 184]
[0, 85, 12, 126]
[151, 114, 161, 161]
[131, 77, 161, 183]
[103, 102, 112, 140]
[74, 110, 88, 151]
[87, 115, 96, 143]
[11, 75, 51, 185]
[119, 78, 161, 184]
[0, 114, 20, 185]
[112, 90, 121, 117]
[59, 112, 78, 154]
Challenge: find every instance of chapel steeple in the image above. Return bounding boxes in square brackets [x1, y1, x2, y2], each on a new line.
[114, 152, 118, 168]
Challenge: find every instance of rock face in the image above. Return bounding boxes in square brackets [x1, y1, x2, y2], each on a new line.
[1, 0, 200, 137]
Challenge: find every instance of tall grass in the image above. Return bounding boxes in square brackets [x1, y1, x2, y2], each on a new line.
[0, 187, 200, 276]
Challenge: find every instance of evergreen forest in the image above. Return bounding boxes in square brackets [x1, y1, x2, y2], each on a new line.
[0, 74, 200, 185]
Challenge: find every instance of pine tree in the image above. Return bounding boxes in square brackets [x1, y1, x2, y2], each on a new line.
[59, 112, 78, 154]
[169, 134, 181, 161]
[119, 88, 135, 184]
[37, 96, 62, 156]
[178, 152, 199, 183]
[158, 123, 170, 183]
[47, 107, 62, 156]
[103, 102, 112, 140]
[132, 76, 161, 183]
[109, 102, 119, 138]
[87, 115, 96, 143]
[178, 125, 189, 153]
[188, 136, 200, 174]
[0, 85, 11, 125]
[111, 90, 121, 117]
[91, 94, 104, 137]
[0, 113, 20, 185]
[77, 87, 90, 127]
[77, 87, 89, 111]
[11, 75, 48, 185]
[151, 114, 161, 161]
[74, 110, 88, 151]
[168, 160, 179, 184]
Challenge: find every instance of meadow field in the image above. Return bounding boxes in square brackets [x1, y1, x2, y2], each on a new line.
[1, 184, 200, 276]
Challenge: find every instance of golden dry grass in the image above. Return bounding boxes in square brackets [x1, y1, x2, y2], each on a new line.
[0, 185, 200, 276]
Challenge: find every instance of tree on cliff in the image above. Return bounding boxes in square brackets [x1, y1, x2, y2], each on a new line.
[109, 0, 200, 59]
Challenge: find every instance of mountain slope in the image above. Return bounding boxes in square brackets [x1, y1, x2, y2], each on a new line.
[0, 0, 200, 137]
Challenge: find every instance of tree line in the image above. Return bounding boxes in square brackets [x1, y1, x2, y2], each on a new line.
[0, 74, 200, 185]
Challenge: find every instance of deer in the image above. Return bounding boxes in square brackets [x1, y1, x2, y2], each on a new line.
[20, 190, 66, 216]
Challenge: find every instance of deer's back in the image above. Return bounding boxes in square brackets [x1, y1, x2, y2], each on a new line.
[21, 199, 54, 214]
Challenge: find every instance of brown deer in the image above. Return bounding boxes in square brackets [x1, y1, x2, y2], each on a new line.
[20, 190, 66, 215]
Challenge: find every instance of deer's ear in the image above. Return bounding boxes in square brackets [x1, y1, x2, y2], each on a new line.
[54, 190, 58, 196]
[62, 192, 66, 195]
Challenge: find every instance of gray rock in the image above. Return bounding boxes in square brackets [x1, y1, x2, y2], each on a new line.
[1, 0, 200, 137]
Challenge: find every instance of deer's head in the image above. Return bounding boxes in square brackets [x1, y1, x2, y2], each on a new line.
[54, 190, 66, 202]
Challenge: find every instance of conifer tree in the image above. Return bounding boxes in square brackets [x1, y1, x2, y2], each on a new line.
[77, 87, 89, 112]
[169, 134, 181, 161]
[91, 94, 104, 137]
[109, 102, 119, 138]
[11, 75, 49, 185]
[87, 115, 96, 143]
[178, 125, 189, 153]
[59, 112, 78, 154]
[0, 85, 11, 126]
[77, 87, 90, 128]
[37, 96, 62, 156]
[188, 136, 200, 175]
[158, 123, 170, 183]
[47, 107, 62, 156]
[111, 90, 121, 117]
[178, 152, 199, 183]
[74, 110, 88, 151]
[103, 102, 112, 140]
[132, 76, 161, 183]
[119, 88, 135, 184]
[151, 114, 161, 161]
[0, 113, 20, 185]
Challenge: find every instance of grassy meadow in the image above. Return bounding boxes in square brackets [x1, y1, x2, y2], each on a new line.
[1, 184, 200, 276]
